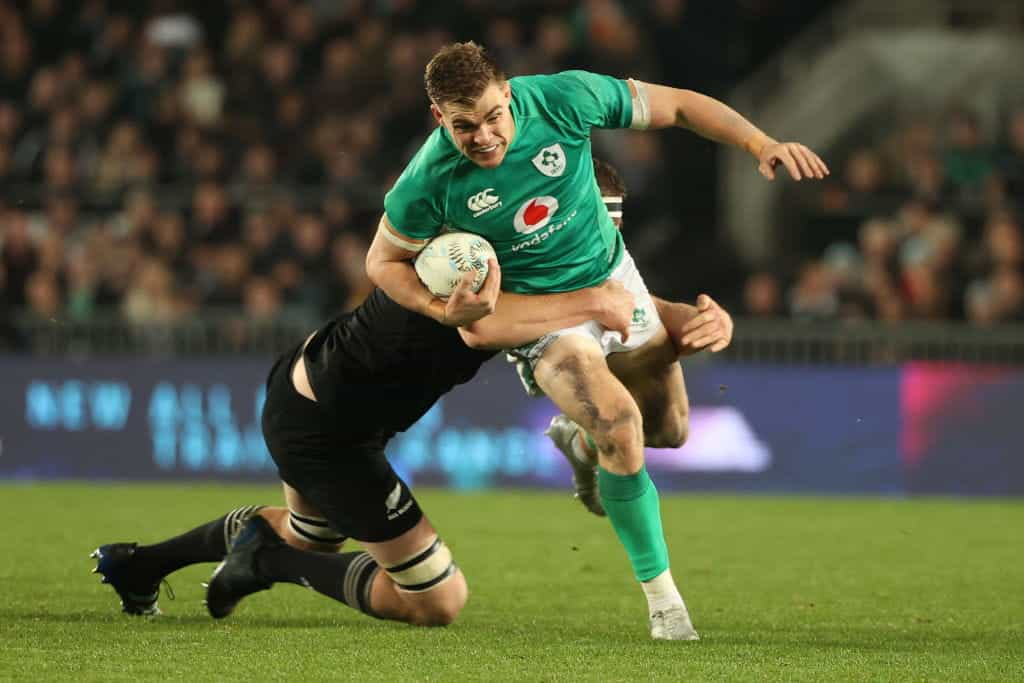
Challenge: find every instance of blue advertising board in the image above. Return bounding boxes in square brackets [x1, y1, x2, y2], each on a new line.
[1, 356, 1020, 495]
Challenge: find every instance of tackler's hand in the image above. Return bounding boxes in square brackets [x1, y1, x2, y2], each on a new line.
[679, 294, 734, 354]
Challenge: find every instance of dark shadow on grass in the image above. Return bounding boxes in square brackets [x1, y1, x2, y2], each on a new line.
[1, 609, 391, 631]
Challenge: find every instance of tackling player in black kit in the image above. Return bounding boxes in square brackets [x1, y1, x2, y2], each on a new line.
[90, 162, 734, 627]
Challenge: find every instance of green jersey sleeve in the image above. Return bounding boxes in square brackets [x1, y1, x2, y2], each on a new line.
[383, 134, 448, 241]
[532, 70, 634, 135]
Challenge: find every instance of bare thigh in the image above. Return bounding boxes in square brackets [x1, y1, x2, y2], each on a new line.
[533, 334, 645, 475]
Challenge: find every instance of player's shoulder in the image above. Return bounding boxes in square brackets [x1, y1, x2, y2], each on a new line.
[391, 127, 464, 197]
[512, 71, 628, 133]
[513, 71, 621, 103]
[396, 127, 463, 190]
[385, 128, 462, 237]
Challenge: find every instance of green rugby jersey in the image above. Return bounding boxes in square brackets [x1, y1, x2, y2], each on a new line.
[384, 70, 633, 293]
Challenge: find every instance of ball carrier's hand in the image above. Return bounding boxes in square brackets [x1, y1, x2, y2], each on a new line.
[442, 258, 501, 327]
[757, 141, 829, 181]
[593, 279, 635, 343]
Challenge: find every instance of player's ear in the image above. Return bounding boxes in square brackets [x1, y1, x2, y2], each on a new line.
[501, 81, 511, 101]
[430, 103, 445, 127]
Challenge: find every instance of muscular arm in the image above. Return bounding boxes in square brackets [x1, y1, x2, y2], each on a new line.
[642, 82, 774, 158]
[636, 81, 828, 180]
[365, 214, 444, 322]
[653, 297, 697, 357]
[654, 297, 697, 324]
[459, 288, 616, 350]
[365, 214, 500, 327]
[463, 291, 733, 354]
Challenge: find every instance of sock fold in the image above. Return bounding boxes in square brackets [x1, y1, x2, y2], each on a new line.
[598, 466, 652, 501]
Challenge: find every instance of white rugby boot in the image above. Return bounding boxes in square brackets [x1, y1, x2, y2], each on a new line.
[649, 605, 700, 641]
[545, 414, 605, 516]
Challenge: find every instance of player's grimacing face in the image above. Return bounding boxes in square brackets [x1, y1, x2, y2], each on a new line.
[432, 81, 514, 168]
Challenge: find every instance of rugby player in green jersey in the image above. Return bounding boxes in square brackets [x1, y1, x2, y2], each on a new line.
[92, 159, 733, 632]
[366, 42, 827, 640]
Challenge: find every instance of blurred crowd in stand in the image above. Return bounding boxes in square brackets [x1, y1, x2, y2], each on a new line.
[4, 0, 1017, 357]
[744, 109, 1024, 325]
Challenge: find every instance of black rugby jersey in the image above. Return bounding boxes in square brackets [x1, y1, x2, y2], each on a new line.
[301, 288, 496, 436]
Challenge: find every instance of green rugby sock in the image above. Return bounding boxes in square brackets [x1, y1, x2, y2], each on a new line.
[598, 465, 670, 582]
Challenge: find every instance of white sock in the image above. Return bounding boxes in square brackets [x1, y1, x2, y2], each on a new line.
[570, 430, 597, 465]
[641, 568, 685, 615]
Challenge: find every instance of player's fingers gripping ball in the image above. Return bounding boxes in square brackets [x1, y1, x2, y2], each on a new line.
[414, 232, 497, 298]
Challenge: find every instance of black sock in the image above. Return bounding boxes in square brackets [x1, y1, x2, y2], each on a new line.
[257, 544, 379, 617]
[130, 506, 264, 583]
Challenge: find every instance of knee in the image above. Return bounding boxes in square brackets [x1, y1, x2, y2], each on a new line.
[409, 578, 468, 627]
[384, 536, 467, 626]
[607, 412, 644, 452]
[412, 599, 465, 627]
[591, 405, 644, 464]
[646, 408, 689, 449]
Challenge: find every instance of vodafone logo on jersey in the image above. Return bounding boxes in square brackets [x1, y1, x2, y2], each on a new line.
[513, 196, 559, 234]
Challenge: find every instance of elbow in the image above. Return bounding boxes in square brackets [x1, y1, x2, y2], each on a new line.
[364, 254, 384, 288]
[458, 324, 499, 351]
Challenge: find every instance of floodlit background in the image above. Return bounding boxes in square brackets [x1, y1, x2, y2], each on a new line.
[0, 1, 1022, 490]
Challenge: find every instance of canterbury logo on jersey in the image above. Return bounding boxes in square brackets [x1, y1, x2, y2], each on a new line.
[467, 188, 501, 217]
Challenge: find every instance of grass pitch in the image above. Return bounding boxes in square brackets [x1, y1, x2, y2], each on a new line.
[0, 483, 1021, 681]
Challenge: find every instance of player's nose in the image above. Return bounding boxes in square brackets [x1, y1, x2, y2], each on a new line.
[473, 127, 494, 147]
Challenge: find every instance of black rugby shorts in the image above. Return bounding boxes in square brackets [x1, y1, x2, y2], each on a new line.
[260, 346, 423, 542]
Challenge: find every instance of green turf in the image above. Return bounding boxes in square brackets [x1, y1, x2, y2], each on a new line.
[1, 483, 1021, 681]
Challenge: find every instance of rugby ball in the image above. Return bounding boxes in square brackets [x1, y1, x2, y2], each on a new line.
[414, 232, 496, 298]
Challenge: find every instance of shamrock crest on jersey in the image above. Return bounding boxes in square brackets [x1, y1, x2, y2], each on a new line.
[532, 143, 566, 177]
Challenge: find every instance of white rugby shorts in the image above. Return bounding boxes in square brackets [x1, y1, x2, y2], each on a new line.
[506, 249, 662, 396]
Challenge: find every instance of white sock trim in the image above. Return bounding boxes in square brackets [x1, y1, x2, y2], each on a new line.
[641, 568, 685, 615]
